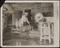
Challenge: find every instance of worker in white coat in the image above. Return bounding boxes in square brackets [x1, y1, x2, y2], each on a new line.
[19, 12, 30, 32]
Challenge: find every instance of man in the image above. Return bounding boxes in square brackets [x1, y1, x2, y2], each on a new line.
[19, 11, 30, 28]
[15, 11, 22, 30]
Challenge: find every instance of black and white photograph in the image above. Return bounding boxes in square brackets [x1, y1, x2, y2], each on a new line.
[1, 1, 59, 47]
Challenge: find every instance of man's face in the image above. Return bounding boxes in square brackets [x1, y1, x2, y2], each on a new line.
[35, 13, 43, 23]
[24, 12, 28, 16]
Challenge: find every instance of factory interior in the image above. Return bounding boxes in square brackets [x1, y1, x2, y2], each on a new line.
[2, 3, 55, 46]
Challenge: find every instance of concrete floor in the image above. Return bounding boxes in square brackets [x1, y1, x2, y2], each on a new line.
[3, 29, 54, 46]
[3, 29, 40, 46]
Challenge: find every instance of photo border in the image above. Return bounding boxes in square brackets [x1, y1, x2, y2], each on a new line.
[1, 1, 59, 47]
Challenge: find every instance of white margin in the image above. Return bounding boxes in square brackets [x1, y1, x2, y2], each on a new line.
[5, 1, 59, 3]
[1, 6, 3, 47]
